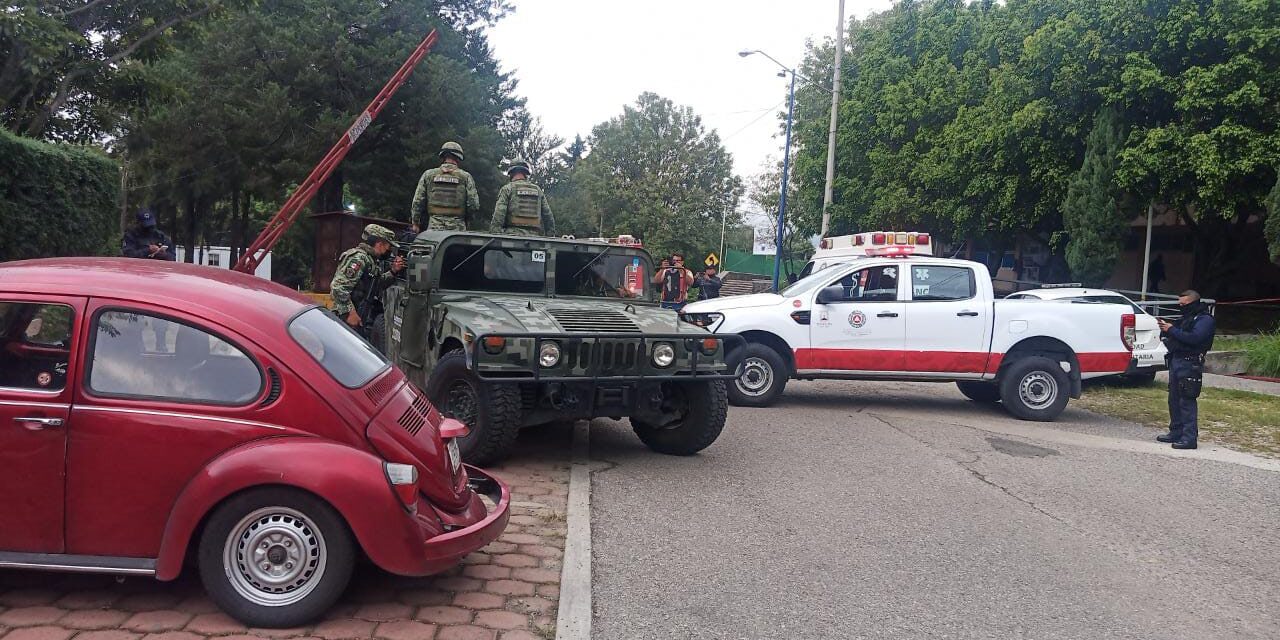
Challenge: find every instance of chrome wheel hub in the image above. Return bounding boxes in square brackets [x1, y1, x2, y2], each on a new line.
[224, 507, 326, 607]
[1018, 372, 1058, 410]
[736, 357, 774, 397]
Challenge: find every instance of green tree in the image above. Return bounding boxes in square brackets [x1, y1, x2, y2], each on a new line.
[1266, 174, 1280, 263]
[1058, 108, 1127, 285]
[576, 93, 743, 260]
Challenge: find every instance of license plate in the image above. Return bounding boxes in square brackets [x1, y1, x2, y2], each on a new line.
[447, 439, 461, 473]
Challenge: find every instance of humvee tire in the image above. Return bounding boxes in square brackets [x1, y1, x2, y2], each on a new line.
[426, 350, 522, 466]
[631, 380, 728, 456]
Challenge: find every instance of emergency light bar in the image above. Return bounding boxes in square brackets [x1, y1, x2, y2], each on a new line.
[865, 245, 918, 257]
[824, 231, 931, 250]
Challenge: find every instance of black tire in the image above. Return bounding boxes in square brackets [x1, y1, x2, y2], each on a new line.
[998, 355, 1071, 421]
[367, 313, 387, 355]
[198, 487, 354, 628]
[956, 380, 1001, 403]
[426, 349, 522, 466]
[632, 380, 729, 455]
[727, 343, 788, 407]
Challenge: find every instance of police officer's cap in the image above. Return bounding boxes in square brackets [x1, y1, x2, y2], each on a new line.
[136, 208, 157, 228]
[506, 160, 531, 176]
[439, 141, 464, 161]
[363, 224, 399, 247]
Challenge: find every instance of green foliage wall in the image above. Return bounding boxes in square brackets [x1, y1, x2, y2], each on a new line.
[0, 129, 118, 261]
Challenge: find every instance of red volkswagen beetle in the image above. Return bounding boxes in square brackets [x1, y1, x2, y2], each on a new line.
[0, 258, 510, 627]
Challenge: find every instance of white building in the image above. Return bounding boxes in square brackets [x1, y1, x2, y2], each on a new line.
[174, 246, 272, 280]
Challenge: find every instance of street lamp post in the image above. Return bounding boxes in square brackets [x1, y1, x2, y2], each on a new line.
[740, 49, 798, 292]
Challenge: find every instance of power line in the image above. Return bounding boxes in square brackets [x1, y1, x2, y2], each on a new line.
[720, 99, 787, 143]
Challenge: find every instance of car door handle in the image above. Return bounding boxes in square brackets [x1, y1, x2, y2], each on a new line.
[877, 312, 899, 318]
[14, 417, 63, 431]
[956, 311, 980, 317]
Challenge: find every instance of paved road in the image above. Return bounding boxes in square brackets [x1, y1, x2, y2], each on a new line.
[589, 380, 1280, 640]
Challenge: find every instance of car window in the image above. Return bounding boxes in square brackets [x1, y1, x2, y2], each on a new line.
[289, 307, 389, 388]
[1072, 295, 1144, 315]
[554, 251, 649, 299]
[89, 310, 262, 404]
[0, 302, 74, 391]
[911, 265, 975, 301]
[825, 265, 900, 302]
[439, 244, 545, 294]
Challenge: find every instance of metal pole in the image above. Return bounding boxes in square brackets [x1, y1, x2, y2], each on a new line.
[774, 71, 797, 292]
[719, 207, 727, 268]
[1140, 202, 1154, 300]
[820, 0, 845, 237]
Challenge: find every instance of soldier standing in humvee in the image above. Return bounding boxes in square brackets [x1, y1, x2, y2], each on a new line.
[410, 141, 480, 232]
[490, 160, 555, 237]
[331, 225, 404, 344]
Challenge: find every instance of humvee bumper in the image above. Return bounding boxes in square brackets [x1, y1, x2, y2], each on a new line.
[468, 332, 744, 382]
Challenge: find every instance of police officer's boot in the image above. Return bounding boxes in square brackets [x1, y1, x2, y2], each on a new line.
[1156, 433, 1181, 443]
[1171, 440, 1198, 450]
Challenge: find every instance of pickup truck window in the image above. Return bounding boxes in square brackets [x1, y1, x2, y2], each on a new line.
[825, 266, 899, 302]
[911, 265, 975, 301]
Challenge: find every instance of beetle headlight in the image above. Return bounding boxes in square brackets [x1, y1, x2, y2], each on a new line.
[652, 342, 676, 368]
[539, 341, 562, 367]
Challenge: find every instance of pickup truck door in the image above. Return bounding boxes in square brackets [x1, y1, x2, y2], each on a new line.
[903, 263, 992, 377]
[802, 264, 906, 372]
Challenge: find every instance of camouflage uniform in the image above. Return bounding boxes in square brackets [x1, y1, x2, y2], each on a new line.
[330, 225, 400, 317]
[410, 142, 479, 231]
[491, 177, 555, 237]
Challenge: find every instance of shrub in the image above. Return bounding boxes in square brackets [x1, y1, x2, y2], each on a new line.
[1244, 333, 1280, 379]
[0, 129, 119, 261]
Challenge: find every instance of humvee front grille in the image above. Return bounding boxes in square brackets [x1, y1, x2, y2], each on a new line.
[547, 308, 639, 333]
[564, 341, 640, 370]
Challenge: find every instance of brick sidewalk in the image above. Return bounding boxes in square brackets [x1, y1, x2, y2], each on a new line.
[0, 425, 572, 640]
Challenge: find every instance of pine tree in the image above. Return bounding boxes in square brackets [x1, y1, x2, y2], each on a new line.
[1061, 107, 1125, 286]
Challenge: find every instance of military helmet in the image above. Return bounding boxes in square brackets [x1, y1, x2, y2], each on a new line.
[506, 160, 531, 177]
[362, 224, 399, 247]
[439, 141, 464, 161]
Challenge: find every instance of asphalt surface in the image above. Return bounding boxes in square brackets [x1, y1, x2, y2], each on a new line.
[588, 379, 1280, 640]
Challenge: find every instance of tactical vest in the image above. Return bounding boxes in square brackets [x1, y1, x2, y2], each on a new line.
[427, 166, 465, 217]
[338, 247, 376, 308]
[506, 182, 544, 228]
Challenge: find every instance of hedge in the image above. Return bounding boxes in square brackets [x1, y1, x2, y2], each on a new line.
[0, 129, 119, 261]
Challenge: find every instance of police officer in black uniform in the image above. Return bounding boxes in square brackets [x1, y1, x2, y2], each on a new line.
[1156, 289, 1216, 450]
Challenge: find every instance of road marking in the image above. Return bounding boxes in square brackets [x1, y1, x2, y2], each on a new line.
[873, 409, 1280, 473]
[556, 420, 591, 640]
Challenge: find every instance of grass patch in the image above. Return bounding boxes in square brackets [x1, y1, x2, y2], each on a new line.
[1213, 334, 1257, 353]
[1242, 333, 1280, 378]
[1077, 382, 1280, 457]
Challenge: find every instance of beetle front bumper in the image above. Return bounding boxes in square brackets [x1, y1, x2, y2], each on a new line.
[413, 465, 511, 574]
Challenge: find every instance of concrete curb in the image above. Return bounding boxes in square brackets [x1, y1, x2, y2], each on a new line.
[555, 421, 591, 640]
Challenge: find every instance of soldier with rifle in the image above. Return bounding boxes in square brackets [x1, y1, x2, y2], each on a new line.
[331, 224, 404, 349]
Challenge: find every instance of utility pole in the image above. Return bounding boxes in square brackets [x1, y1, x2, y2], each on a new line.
[820, 0, 845, 237]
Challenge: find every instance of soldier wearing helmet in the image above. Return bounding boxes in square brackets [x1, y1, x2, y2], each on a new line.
[330, 224, 405, 344]
[410, 141, 480, 232]
[491, 159, 555, 237]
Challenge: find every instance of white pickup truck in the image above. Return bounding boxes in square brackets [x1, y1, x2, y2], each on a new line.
[682, 253, 1136, 420]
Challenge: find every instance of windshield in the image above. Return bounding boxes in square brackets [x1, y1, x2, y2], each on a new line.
[289, 308, 388, 388]
[439, 244, 546, 294]
[555, 251, 649, 299]
[781, 266, 847, 297]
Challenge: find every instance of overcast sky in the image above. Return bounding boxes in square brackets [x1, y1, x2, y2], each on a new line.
[487, 0, 894, 193]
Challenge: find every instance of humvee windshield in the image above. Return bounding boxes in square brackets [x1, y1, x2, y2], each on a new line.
[439, 244, 545, 294]
[554, 251, 649, 300]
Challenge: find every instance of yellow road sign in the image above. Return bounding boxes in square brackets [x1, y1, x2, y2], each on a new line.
[705, 252, 720, 267]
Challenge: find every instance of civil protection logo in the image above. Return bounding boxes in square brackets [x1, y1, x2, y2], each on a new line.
[849, 311, 866, 328]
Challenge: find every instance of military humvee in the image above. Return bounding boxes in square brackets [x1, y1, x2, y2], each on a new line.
[383, 231, 741, 465]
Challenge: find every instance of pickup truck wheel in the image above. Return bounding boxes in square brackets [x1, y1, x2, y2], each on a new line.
[632, 380, 728, 455]
[998, 356, 1070, 421]
[728, 343, 787, 407]
[956, 380, 1001, 404]
[426, 350, 521, 466]
[198, 488, 354, 628]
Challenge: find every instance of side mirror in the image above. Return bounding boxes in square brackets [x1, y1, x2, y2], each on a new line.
[816, 286, 848, 305]
[407, 249, 433, 292]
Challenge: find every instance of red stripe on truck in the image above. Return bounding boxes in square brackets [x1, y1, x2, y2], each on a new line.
[793, 349, 1130, 374]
